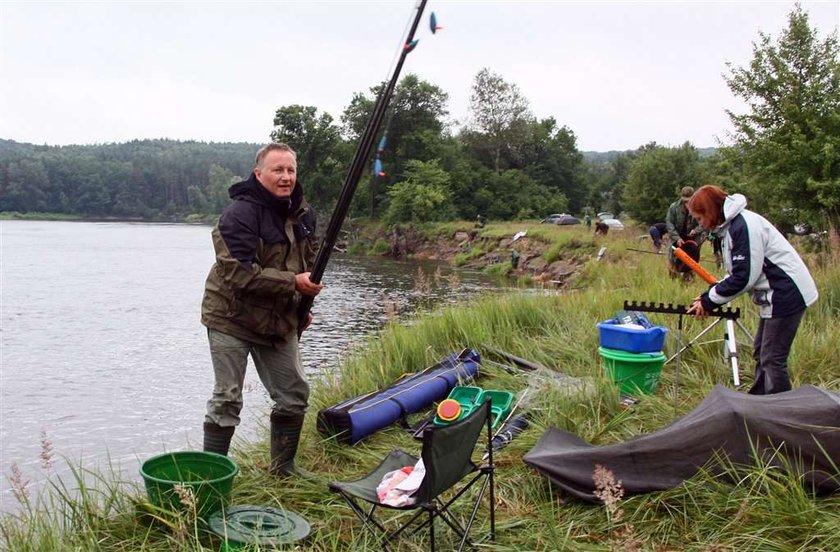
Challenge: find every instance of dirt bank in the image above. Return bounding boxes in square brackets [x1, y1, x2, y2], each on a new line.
[353, 222, 603, 287]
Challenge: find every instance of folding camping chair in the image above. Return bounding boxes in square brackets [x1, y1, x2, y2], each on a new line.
[328, 399, 496, 552]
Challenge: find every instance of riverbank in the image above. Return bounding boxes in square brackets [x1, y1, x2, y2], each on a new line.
[0, 211, 218, 224]
[344, 219, 625, 287]
[2, 226, 837, 550]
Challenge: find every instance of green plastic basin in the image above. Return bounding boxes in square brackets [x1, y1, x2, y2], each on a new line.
[480, 390, 514, 429]
[599, 346, 666, 395]
[140, 451, 238, 517]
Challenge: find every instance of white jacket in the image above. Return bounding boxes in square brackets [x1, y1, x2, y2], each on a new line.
[701, 194, 818, 318]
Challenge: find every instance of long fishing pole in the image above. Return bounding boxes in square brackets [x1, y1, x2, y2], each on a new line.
[627, 247, 717, 266]
[297, 0, 429, 335]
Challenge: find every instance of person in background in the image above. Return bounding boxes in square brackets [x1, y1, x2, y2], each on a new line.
[665, 186, 705, 280]
[686, 185, 818, 395]
[594, 221, 609, 236]
[584, 213, 592, 229]
[200, 143, 323, 477]
[648, 222, 668, 253]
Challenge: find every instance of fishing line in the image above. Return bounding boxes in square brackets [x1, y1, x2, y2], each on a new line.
[369, 2, 421, 176]
[368, 1, 419, 117]
[385, 2, 421, 81]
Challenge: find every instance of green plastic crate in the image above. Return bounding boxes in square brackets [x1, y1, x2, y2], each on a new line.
[433, 386, 483, 426]
[480, 389, 514, 429]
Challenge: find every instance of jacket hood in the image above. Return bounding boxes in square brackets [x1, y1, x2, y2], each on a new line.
[714, 193, 747, 233]
[723, 194, 747, 222]
[228, 172, 305, 215]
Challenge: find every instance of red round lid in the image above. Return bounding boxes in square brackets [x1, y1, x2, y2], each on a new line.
[437, 399, 462, 421]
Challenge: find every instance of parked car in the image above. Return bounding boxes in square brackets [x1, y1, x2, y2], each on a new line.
[541, 213, 581, 225]
[596, 211, 614, 220]
[599, 218, 624, 230]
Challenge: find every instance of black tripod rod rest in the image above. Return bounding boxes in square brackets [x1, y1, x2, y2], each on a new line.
[623, 300, 741, 320]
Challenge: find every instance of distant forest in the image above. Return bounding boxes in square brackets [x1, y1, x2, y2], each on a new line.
[0, 139, 258, 220]
[0, 135, 719, 225]
[1, 7, 837, 233]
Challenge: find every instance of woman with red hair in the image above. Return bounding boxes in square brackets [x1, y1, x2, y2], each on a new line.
[686, 185, 818, 395]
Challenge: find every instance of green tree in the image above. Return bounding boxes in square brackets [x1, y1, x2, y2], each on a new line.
[699, 147, 748, 197]
[270, 105, 345, 211]
[724, 4, 840, 233]
[521, 118, 587, 212]
[206, 164, 238, 213]
[465, 68, 533, 173]
[383, 159, 454, 223]
[2, 158, 49, 212]
[341, 75, 449, 218]
[270, 105, 341, 173]
[622, 143, 704, 225]
[585, 151, 637, 216]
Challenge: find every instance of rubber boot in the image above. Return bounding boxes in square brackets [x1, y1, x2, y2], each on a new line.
[203, 422, 235, 456]
[269, 411, 315, 479]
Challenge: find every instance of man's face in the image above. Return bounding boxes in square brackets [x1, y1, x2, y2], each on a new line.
[255, 150, 297, 199]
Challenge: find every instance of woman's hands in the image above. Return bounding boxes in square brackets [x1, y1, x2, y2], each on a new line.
[686, 296, 708, 318]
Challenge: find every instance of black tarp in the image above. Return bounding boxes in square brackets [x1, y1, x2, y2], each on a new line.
[523, 385, 840, 502]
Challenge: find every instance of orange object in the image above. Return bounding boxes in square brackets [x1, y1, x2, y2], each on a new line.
[437, 399, 462, 422]
[673, 246, 717, 285]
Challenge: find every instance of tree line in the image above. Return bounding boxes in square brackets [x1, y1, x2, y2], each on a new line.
[1, 6, 837, 235]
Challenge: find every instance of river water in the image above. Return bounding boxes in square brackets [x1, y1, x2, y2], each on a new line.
[0, 220, 499, 511]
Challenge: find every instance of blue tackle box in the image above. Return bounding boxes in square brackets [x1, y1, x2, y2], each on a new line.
[597, 318, 668, 354]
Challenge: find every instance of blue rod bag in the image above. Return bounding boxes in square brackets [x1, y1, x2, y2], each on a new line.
[317, 349, 481, 445]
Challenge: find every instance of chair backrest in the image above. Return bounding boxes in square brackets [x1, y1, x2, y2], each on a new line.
[414, 399, 491, 504]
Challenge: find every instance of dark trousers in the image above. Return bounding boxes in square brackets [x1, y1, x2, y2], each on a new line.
[649, 225, 664, 249]
[749, 310, 805, 395]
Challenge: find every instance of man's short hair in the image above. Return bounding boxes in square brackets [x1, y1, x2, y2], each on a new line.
[255, 143, 297, 167]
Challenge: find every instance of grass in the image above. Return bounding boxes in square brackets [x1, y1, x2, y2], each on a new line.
[2, 225, 838, 551]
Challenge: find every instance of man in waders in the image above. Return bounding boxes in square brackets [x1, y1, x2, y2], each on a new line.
[200, 143, 323, 477]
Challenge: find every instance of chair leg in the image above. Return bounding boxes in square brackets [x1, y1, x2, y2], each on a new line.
[386, 508, 427, 541]
[335, 469, 495, 552]
[336, 493, 396, 552]
[429, 509, 435, 552]
[489, 468, 496, 540]
[457, 475, 492, 551]
[430, 472, 483, 537]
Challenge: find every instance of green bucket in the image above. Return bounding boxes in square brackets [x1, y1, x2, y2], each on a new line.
[140, 451, 238, 517]
[598, 347, 666, 395]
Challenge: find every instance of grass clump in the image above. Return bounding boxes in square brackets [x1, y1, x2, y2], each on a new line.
[453, 244, 485, 266]
[368, 238, 390, 255]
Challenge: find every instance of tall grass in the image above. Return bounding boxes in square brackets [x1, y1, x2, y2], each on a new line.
[2, 228, 838, 551]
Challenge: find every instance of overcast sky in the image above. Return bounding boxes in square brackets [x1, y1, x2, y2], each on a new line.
[1, 1, 837, 152]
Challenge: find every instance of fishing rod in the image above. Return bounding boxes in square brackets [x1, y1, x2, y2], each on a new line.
[297, 0, 430, 335]
[626, 248, 664, 256]
[626, 247, 717, 267]
[672, 246, 718, 284]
